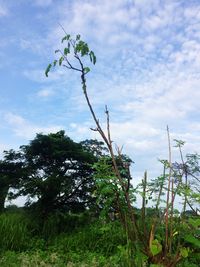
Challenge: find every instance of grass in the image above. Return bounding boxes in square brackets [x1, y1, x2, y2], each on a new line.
[0, 210, 199, 267]
[0, 250, 121, 267]
[0, 210, 128, 266]
[0, 211, 31, 251]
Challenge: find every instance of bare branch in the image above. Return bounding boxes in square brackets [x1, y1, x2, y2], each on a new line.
[90, 127, 98, 132]
[58, 22, 68, 35]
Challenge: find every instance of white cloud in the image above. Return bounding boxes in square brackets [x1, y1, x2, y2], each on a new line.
[4, 112, 63, 139]
[143, 15, 167, 32]
[54, 0, 136, 47]
[37, 88, 54, 98]
[6, 196, 27, 208]
[110, 122, 160, 140]
[23, 68, 66, 83]
[0, 4, 8, 17]
[19, 38, 47, 56]
[0, 143, 10, 156]
[68, 122, 98, 141]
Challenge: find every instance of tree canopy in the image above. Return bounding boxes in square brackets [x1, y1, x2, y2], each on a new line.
[1, 131, 98, 215]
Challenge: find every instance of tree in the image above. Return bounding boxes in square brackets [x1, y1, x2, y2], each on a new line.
[80, 139, 108, 158]
[4, 131, 96, 215]
[0, 150, 23, 212]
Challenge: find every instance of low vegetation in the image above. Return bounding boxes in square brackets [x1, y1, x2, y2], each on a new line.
[0, 207, 199, 266]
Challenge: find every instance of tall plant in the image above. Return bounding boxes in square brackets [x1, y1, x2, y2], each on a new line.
[46, 34, 200, 266]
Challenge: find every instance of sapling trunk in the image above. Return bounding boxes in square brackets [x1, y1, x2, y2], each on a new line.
[177, 142, 188, 215]
[84, 74, 143, 240]
[169, 177, 174, 254]
[165, 126, 172, 256]
[141, 171, 147, 235]
[156, 163, 166, 211]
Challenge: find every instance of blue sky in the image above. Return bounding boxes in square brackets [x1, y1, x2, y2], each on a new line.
[0, 0, 200, 185]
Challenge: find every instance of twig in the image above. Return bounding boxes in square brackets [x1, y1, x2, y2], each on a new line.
[165, 125, 172, 255]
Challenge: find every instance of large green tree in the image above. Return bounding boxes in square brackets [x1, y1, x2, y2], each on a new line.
[3, 131, 96, 215]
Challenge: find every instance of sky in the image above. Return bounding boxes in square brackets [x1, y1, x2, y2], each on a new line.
[0, 0, 200, 195]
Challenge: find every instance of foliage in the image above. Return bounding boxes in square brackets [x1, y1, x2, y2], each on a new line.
[0, 156, 23, 212]
[45, 34, 96, 78]
[3, 131, 97, 215]
[80, 139, 109, 159]
[150, 239, 162, 256]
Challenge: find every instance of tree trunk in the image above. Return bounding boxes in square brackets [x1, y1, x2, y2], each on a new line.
[0, 185, 9, 212]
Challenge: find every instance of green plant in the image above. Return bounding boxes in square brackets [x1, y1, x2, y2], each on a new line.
[0, 212, 30, 251]
[45, 32, 141, 256]
[3, 131, 96, 216]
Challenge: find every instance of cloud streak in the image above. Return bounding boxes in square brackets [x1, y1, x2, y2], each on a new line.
[4, 112, 63, 139]
[0, 3, 8, 17]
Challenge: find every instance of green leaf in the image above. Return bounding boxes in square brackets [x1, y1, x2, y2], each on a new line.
[173, 139, 186, 147]
[61, 34, 70, 43]
[53, 60, 57, 67]
[150, 239, 162, 256]
[150, 265, 164, 267]
[45, 64, 52, 77]
[59, 57, 64, 66]
[188, 218, 200, 228]
[84, 67, 90, 74]
[93, 54, 96, 64]
[180, 247, 189, 258]
[76, 34, 81, 40]
[89, 51, 96, 64]
[184, 234, 200, 248]
[173, 231, 178, 237]
[75, 41, 89, 56]
[64, 47, 70, 55]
